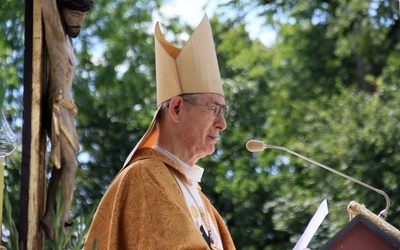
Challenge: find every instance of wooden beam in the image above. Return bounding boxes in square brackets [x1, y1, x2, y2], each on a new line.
[20, 0, 46, 249]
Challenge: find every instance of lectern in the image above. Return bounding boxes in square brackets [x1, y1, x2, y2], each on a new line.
[322, 201, 400, 250]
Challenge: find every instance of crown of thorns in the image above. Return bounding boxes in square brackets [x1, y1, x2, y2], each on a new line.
[60, 0, 94, 12]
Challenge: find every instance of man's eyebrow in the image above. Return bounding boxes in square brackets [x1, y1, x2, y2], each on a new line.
[70, 10, 84, 16]
[218, 103, 228, 108]
[208, 101, 227, 108]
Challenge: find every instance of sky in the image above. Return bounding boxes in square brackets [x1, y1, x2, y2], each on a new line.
[158, 0, 218, 25]
[156, 0, 277, 47]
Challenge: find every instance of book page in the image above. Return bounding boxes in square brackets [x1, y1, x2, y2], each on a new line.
[293, 199, 329, 250]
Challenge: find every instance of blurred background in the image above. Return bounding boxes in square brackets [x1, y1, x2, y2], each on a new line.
[1, 0, 400, 249]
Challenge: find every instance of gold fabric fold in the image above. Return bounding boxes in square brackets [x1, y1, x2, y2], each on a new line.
[85, 148, 236, 249]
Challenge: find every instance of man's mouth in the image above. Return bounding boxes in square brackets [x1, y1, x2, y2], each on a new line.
[208, 135, 218, 141]
[70, 26, 81, 31]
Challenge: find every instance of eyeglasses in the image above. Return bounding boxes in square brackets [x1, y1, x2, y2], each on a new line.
[183, 99, 228, 118]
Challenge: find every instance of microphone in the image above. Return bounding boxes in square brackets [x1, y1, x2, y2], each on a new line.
[246, 139, 390, 219]
[246, 140, 266, 152]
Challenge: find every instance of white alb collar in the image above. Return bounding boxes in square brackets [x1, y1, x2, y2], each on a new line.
[152, 145, 204, 184]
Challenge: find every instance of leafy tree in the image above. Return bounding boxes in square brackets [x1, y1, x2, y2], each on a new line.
[208, 0, 400, 248]
[0, 1, 25, 248]
[72, 0, 163, 216]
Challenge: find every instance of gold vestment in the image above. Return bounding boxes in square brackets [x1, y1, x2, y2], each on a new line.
[85, 148, 235, 249]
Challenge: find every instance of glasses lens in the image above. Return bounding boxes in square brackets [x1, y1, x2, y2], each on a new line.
[183, 98, 227, 118]
[214, 105, 227, 118]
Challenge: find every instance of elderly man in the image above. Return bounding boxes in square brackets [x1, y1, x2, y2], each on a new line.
[42, 0, 93, 240]
[85, 15, 235, 249]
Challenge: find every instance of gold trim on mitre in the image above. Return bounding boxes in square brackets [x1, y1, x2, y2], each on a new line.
[123, 14, 223, 168]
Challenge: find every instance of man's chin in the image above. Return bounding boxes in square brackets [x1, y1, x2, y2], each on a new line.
[67, 28, 81, 38]
[207, 146, 216, 155]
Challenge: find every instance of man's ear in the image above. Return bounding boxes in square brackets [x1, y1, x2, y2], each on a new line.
[168, 96, 184, 123]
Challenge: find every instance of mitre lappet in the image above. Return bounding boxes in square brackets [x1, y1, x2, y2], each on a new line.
[123, 14, 224, 167]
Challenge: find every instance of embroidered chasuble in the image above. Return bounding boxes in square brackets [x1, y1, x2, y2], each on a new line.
[153, 146, 224, 249]
[84, 148, 235, 249]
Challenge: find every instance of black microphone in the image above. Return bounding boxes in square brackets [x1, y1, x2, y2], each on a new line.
[246, 139, 390, 219]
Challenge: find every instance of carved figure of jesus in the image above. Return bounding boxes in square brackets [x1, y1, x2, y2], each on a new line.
[41, 0, 93, 240]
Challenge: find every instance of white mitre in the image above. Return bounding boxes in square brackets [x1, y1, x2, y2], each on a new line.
[123, 14, 224, 167]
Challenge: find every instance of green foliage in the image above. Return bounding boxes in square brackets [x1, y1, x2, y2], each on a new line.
[1, 0, 400, 249]
[210, 1, 400, 249]
[0, 0, 24, 111]
[44, 188, 96, 250]
[3, 190, 19, 249]
[72, 0, 164, 216]
[0, 82, 4, 110]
